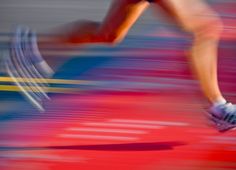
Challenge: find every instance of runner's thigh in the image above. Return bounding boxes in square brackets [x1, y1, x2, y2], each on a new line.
[156, 0, 222, 33]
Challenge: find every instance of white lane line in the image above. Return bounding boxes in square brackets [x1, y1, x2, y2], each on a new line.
[1, 153, 85, 162]
[67, 127, 147, 134]
[109, 119, 189, 126]
[60, 134, 138, 141]
[81, 122, 163, 129]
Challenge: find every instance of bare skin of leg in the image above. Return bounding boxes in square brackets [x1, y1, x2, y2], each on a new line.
[155, 0, 224, 104]
[38, 0, 149, 69]
[39, 0, 149, 47]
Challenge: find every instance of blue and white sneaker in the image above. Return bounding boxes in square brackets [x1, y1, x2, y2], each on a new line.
[27, 30, 54, 78]
[208, 102, 236, 132]
[4, 26, 53, 112]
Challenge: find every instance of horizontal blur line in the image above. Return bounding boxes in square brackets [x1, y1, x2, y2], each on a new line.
[67, 127, 147, 134]
[0, 85, 81, 93]
[207, 136, 236, 144]
[109, 119, 189, 126]
[82, 122, 163, 129]
[59, 134, 138, 141]
[1, 153, 85, 162]
[0, 77, 92, 85]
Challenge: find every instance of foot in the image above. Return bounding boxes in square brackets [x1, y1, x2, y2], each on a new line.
[208, 102, 236, 132]
[4, 26, 53, 112]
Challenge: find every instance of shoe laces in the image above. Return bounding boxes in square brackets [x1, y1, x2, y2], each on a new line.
[222, 103, 236, 123]
[223, 103, 235, 113]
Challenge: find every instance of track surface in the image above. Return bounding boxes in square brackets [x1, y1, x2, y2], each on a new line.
[0, 0, 236, 170]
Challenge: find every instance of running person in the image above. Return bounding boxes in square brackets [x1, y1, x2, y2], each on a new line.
[6, 0, 236, 131]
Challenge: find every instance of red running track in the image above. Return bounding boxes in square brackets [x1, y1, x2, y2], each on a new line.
[1, 91, 236, 170]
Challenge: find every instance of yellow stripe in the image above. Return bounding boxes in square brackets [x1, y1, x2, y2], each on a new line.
[0, 85, 81, 93]
[0, 76, 92, 85]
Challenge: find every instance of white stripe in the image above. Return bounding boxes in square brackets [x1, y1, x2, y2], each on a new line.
[82, 122, 162, 129]
[1, 153, 85, 162]
[67, 127, 147, 134]
[109, 119, 189, 126]
[60, 134, 137, 141]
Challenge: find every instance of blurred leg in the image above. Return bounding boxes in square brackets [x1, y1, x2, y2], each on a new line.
[39, 0, 149, 69]
[42, 0, 149, 46]
[96, 0, 149, 44]
[153, 0, 224, 104]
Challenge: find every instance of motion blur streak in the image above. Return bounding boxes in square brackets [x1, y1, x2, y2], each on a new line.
[0, 0, 236, 170]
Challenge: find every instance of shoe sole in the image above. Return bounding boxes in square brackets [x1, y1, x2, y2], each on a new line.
[207, 112, 236, 132]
